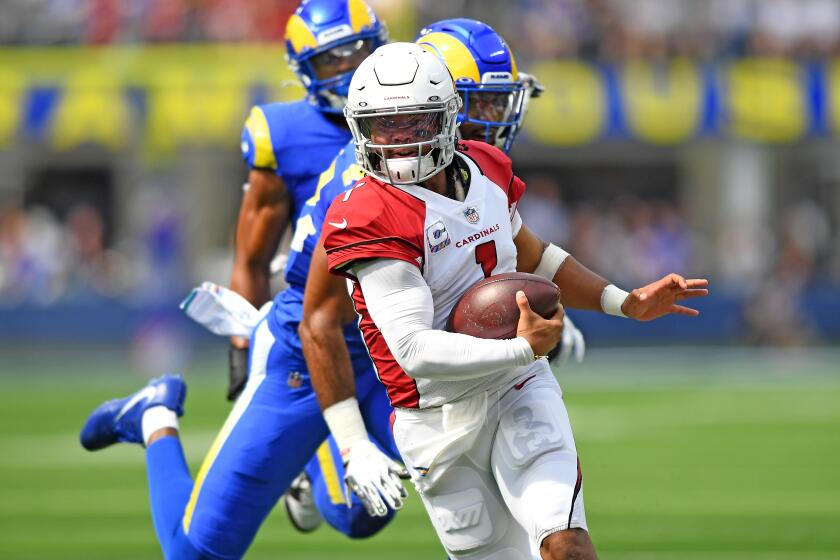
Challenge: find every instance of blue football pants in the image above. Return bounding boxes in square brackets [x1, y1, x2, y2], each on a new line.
[143, 319, 399, 559]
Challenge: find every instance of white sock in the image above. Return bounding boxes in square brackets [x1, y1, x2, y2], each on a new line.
[141, 406, 179, 446]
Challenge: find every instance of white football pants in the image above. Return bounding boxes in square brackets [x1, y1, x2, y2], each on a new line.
[393, 363, 587, 559]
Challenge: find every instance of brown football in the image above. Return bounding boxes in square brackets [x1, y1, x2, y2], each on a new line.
[446, 272, 561, 339]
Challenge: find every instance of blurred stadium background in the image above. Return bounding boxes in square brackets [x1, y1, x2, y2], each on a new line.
[0, 0, 838, 558]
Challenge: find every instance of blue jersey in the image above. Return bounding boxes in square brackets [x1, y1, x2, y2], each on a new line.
[280, 140, 367, 355]
[286, 141, 362, 292]
[240, 100, 351, 234]
[240, 100, 351, 330]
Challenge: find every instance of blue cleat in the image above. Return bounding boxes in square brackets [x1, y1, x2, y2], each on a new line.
[80, 374, 186, 451]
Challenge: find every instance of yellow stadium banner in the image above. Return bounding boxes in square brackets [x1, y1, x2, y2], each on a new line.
[620, 58, 702, 145]
[724, 58, 807, 144]
[828, 60, 840, 136]
[0, 47, 833, 153]
[525, 60, 606, 146]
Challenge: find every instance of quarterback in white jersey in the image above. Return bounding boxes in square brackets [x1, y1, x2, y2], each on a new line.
[313, 43, 709, 559]
[325, 138, 535, 409]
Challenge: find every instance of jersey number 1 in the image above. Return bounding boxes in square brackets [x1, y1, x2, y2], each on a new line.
[475, 241, 497, 278]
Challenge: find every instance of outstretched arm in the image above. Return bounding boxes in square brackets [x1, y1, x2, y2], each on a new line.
[514, 223, 708, 320]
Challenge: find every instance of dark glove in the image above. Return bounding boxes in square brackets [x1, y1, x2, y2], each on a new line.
[227, 344, 250, 401]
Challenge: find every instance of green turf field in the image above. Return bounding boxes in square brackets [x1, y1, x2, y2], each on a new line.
[1, 346, 838, 559]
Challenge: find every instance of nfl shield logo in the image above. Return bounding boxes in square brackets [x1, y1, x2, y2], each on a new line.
[287, 371, 303, 388]
[426, 220, 450, 253]
[464, 207, 480, 224]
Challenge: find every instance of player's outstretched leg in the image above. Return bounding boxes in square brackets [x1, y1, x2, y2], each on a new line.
[79, 375, 209, 560]
[80, 373, 186, 450]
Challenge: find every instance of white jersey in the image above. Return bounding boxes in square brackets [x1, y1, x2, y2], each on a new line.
[324, 140, 531, 409]
[401, 161, 519, 329]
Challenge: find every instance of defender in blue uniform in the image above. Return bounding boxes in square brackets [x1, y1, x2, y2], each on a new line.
[229, 0, 387, 398]
[235, 0, 396, 539]
[79, 2, 397, 559]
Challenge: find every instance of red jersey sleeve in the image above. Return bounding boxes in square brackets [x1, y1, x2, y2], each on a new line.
[457, 140, 526, 212]
[322, 178, 427, 277]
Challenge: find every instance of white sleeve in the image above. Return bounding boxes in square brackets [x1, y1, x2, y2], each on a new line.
[354, 259, 534, 381]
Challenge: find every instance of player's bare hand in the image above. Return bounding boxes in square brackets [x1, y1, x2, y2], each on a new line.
[515, 291, 564, 356]
[622, 274, 709, 321]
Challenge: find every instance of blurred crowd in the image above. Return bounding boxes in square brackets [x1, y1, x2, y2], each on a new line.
[517, 175, 840, 345]
[3, 0, 840, 60]
[0, 194, 186, 306]
[0, 0, 297, 44]
[499, 0, 840, 62]
[518, 180, 694, 289]
[3, 177, 837, 345]
[2, 0, 839, 347]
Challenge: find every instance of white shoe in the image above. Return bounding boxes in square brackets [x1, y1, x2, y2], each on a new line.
[284, 472, 322, 533]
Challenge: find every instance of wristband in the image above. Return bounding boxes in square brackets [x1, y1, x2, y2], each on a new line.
[601, 284, 629, 317]
[322, 397, 369, 454]
[533, 243, 569, 281]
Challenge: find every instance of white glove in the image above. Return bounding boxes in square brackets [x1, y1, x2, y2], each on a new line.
[179, 281, 271, 337]
[552, 315, 586, 368]
[342, 440, 409, 517]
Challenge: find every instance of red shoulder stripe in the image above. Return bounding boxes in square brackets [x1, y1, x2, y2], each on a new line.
[350, 282, 420, 408]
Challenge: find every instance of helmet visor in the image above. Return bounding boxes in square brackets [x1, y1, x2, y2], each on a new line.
[457, 85, 526, 147]
[358, 112, 443, 156]
[310, 39, 375, 80]
[465, 90, 517, 122]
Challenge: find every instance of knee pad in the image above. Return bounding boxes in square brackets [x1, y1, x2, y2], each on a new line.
[422, 467, 507, 553]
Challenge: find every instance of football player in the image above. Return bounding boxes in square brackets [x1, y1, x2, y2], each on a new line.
[308, 42, 709, 559]
[230, 0, 399, 538]
[298, 17, 582, 522]
[230, 0, 385, 399]
[78, 2, 403, 558]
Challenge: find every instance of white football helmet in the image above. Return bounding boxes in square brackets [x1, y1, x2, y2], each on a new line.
[344, 42, 461, 185]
